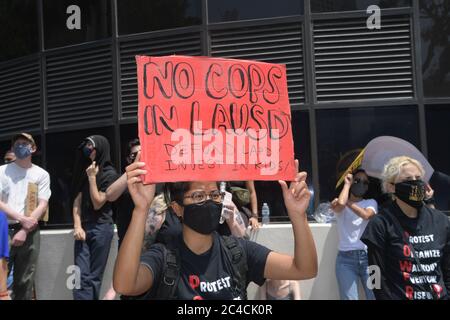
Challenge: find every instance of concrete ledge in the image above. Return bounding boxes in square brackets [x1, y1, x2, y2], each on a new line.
[35, 223, 347, 300]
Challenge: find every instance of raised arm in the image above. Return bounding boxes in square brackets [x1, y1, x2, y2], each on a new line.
[86, 161, 107, 210]
[246, 180, 260, 229]
[331, 174, 352, 213]
[113, 154, 156, 296]
[106, 172, 128, 202]
[263, 160, 318, 280]
[346, 201, 375, 220]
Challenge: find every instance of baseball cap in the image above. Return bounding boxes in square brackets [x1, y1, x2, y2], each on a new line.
[11, 133, 36, 147]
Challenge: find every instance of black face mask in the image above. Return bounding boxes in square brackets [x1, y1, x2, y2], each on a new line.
[350, 181, 368, 198]
[394, 180, 426, 208]
[182, 200, 222, 235]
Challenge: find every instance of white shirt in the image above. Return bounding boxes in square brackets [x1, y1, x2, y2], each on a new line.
[334, 199, 378, 251]
[0, 162, 51, 224]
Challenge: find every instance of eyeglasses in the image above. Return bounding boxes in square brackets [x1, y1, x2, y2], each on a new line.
[183, 190, 224, 205]
[354, 178, 369, 185]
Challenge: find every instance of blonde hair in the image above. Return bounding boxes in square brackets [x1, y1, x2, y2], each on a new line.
[381, 156, 425, 193]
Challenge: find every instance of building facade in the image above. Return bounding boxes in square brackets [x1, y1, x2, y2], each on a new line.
[0, 0, 449, 226]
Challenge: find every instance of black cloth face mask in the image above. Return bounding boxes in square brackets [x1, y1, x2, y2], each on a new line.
[350, 181, 368, 197]
[394, 180, 426, 208]
[182, 200, 223, 235]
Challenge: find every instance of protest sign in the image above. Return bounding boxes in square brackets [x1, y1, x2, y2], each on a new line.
[136, 55, 296, 183]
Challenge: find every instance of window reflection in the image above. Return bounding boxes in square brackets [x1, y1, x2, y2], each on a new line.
[420, 0, 450, 98]
[208, 0, 303, 23]
[117, 0, 201, 35]
[312, 0, 411, 13]
[0, 0, 39, 61]
[426, 105, 450, 212]
[43, 0, 111, 49]
[316, 106, 420, 202]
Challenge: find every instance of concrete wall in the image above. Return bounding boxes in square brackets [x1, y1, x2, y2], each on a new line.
[34, 223, 359, 300]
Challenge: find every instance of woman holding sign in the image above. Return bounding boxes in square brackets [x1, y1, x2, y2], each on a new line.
[113, 154, 317, 300]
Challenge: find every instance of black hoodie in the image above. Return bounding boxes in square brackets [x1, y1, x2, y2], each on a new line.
[77, 135, 119, 224]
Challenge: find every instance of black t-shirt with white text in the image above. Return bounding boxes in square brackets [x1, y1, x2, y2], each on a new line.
[361, 202, 450, 300]
[140, 232, 271, 300]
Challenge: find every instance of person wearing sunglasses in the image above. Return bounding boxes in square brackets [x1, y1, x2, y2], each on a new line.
[113, 156, 318, 300]
[331, 168, 377, 300]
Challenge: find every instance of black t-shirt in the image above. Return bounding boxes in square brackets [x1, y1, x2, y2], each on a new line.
[81, 165, 119, 224]
[140, 232, 271, 300]
[361, 202, 450, 300]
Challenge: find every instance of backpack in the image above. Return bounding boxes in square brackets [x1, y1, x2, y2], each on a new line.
[154, 235, 248, 300]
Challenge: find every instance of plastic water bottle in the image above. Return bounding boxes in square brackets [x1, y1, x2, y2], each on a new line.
[261, 203, 270, 225]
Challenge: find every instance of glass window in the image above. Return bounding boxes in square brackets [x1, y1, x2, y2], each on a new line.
[254, 110, 311, 220]
[420, 0, 450, 98]
[316, 106, 420, 202]
[119, 123, 139, 170]
[0, 0, 39, 61]
[43, 0, 111, 49]
[45, 127, 116, 227]
[426, 105, 450, 212]
[117, 0, 201, 35]
[312, 0, 411, 13]
[208, 0, 303, 23]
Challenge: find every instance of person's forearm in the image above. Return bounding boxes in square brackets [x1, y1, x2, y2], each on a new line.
[106, 173, 128, 202]
[88, 176, 107, 210]
[0, 259, 8, 293]
[29, 200, 48, 222]
[291, 214, 318, 279]
[0, 201, 22, 222]
[246, 181, 258, 215]
[113, 207, 147, 293]
[348, 203, 373, 220]
[338, 185, 350, 206]
[73, 193, 82, 228]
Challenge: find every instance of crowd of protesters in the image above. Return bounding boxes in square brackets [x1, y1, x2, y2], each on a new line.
[0, 132, 449, 300]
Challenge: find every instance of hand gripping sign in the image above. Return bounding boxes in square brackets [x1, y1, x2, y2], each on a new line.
[136, 55, 296, 183]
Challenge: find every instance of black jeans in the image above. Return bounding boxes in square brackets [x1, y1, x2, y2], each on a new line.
[73, 222, 114, 300]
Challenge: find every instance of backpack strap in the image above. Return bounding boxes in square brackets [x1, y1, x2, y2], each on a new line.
[155, 244, 180, 300]
[220, 236, 248, 299]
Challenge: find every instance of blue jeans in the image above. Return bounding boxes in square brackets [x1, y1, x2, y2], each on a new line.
[73, 222, 114, 300]
[335, 250, 375, 300]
